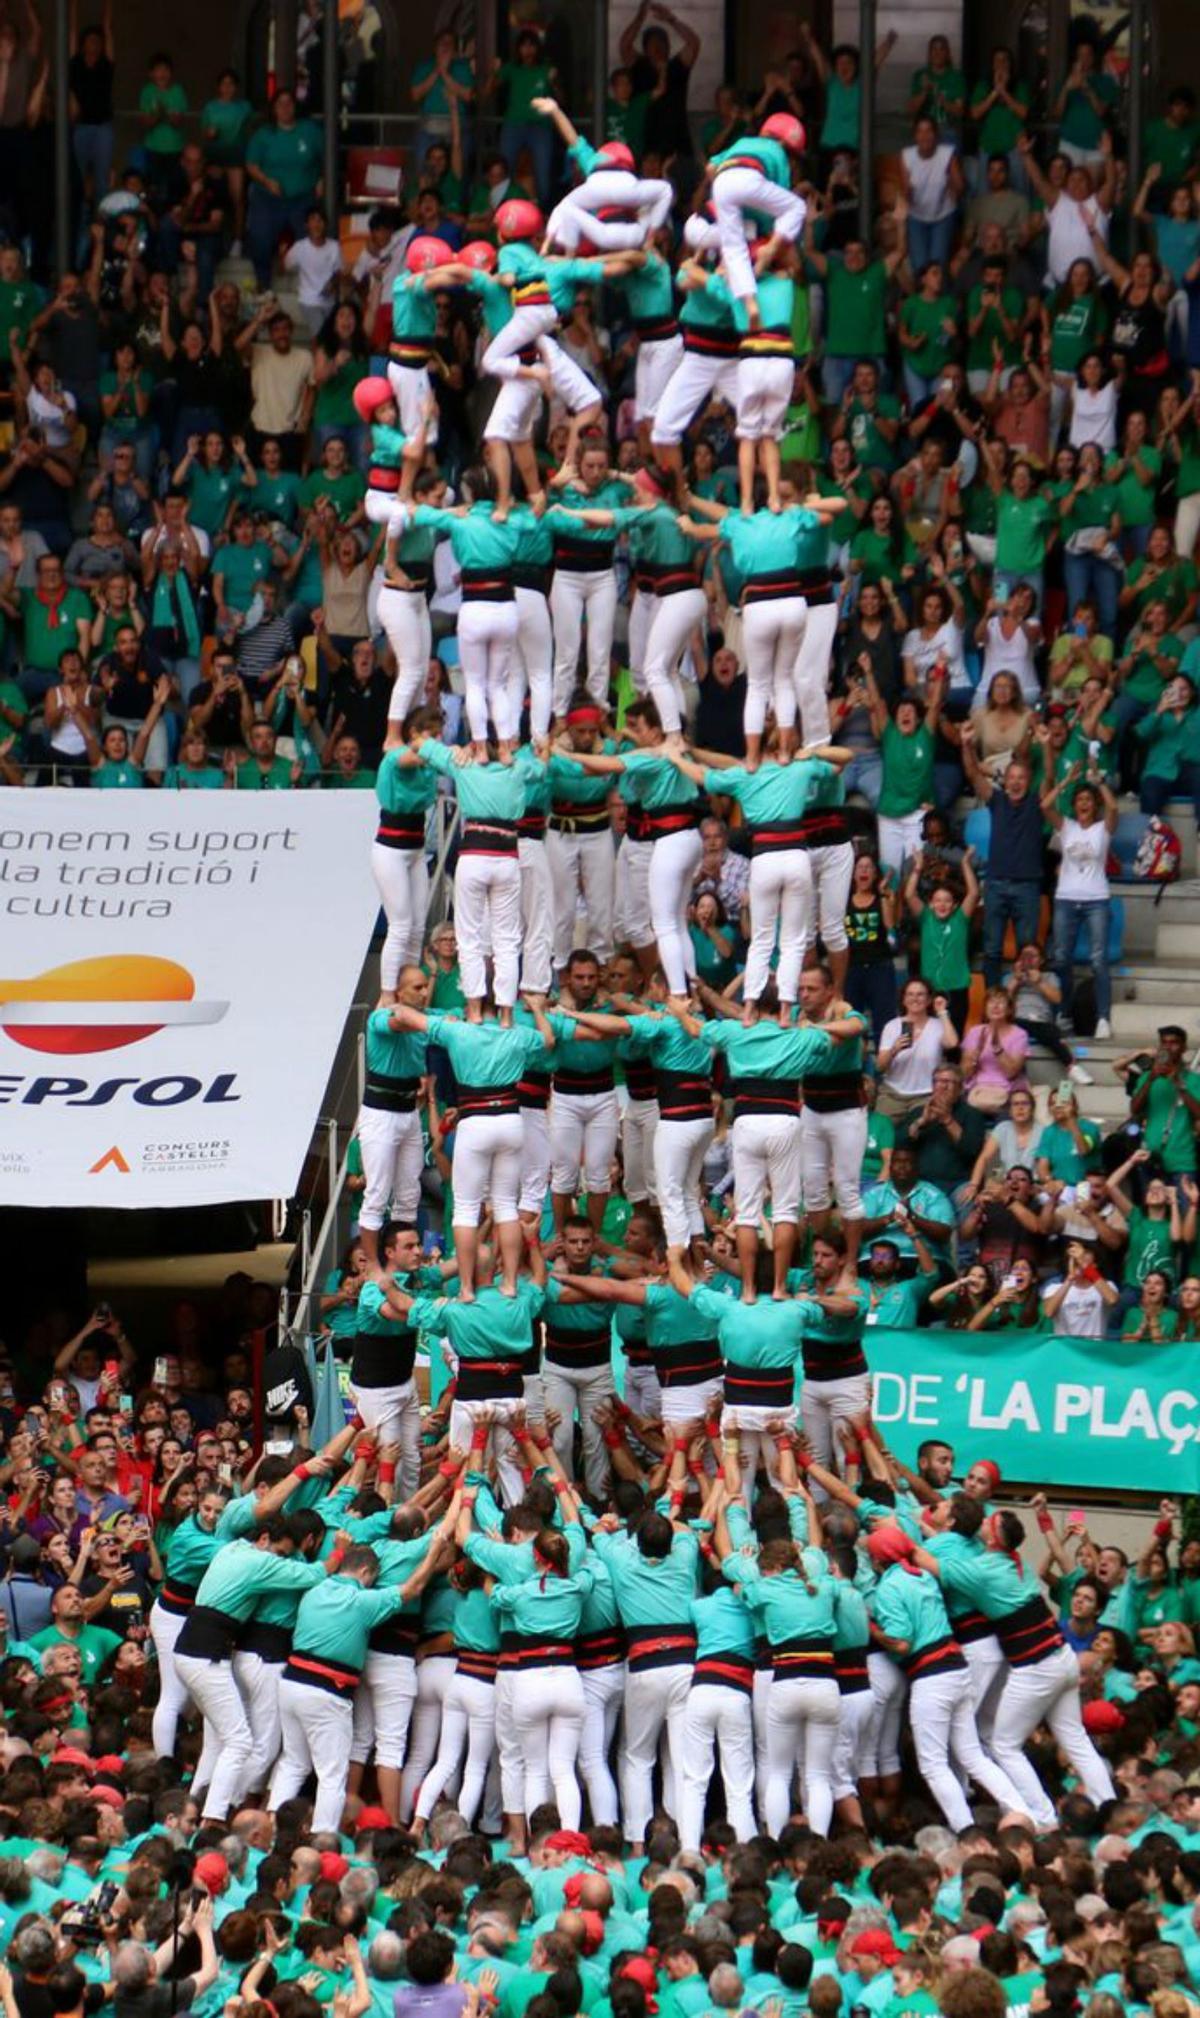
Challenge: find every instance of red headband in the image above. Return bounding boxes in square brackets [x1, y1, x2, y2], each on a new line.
[566, 704, 604, 726]
[975, 1458, 1002, 1489]
[635, 465, 667, 498]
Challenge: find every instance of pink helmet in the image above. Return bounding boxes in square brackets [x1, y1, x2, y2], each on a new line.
[598, 141, 635, 172]
[495, 198, 545, 242]
[460, 240, 498, 272]
[406, 234, 454, 273]
[352, 375, 394, 424]
[760, 112, 806, 154]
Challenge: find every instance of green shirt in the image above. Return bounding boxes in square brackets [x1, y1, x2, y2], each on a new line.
[911, 63, 965, 128]
[298, 468, 366, 522]
[606, 92, 650, 154]
[820, 72, 860, 151]
[246, 119, 324, 199]
[21, 586, 90, 670]
[970, 75, 1031, 154]
[93, 758, 143, 789]
[1134, 1067, 1200, 1172]
[879, 720, 935, 817]
[966, 282, 1025, 374]
[202, 96, 254, 154]
[1146, 115, 1200, 184]
[826, 258, 888, 359]
[164, 762, 225, 790]
[140, 79, 188, 152]
[249, 467, 302, 526]
[1049, 292, 1108, 375]
[1124, 1208, 1177, 1287]
[1037, 1117, 1102, 1182]
[235, 754, 294, 790]
[187, 463, 242, 537]
[1105, 445, 1161, 528]
[1125, 555, 1197, 624]
[919, 905, 971, 990]
[1059, 70, 1119, 151]
[995, 492, 1053, 574]
[29, 1622, 121, 1684]
[98, 368, 152, 435]
[497, 60, 553, 122]
[215, 540, 271, 610]
[900, 293, 957, 379]
[0, 278, 43, 347]
[845, 391, 902, 473]
[313, 357, 370, 431]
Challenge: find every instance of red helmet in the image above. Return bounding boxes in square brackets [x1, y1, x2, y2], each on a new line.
[598, 141, 635, 172]
[760, 112, 806, 154]
[495, 198, 545, 242]
[406, 235, 454, 274]
[352, 375, 395, 424]
[460, 240, 498, 272]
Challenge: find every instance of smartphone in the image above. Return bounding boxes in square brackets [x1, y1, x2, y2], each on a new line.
[901, 1019, 913, 1041]
[1002, 1273, 1019, 1291]
[263, 1439, 292, 1456]
[153, 1357, 169, 1387]
[94, 1303, 112, 1324]
[119, 1394, 133, 1415]
[104, 1359, 119, 1382]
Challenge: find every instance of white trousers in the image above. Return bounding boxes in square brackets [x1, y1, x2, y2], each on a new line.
[866, 1651, 907, 1777]
[550, 568, 618, 713]
[459, 599, 519, 742]
[150, 1603, 188, 1758]
[732, 1111, 802, 1223]
[399, 1653, 456, 1819]
[413, 1670, 496, 1824]
[635, 333, 685, 421]
[622, 1096, 659, 1204]
[455, 852, 522, 1005]
[551, 1087, 620, 1198]
[514, 587, 553, 739]
[270, 1677, 353, 1833]
[371, 841, 429, 990]
[793, 599, 838, 743]
[961, 1632, 1006, 1747]
[231, 1650, 284, 1795]
[512, 1664, 586, 1826]
[366, 488, 411, 539]
[547, 826, 615, 968]
[764, 1673, 840, 1836]
[350, 1649, 418, 1768]
[621, 1660, 691, 1843]
[625, 1360, 662, 1421]
[651, 351, 741, 447]
[618, 835, 655, 951]
[452, 1109, 524, 1225]
[494, 1667, 524, 1812]
[545, 1358, 614, 1497]
[736, 356, 792, 440]
[628, 586, 653, 683]
[644, 589, 706, 734]
[661, 1374, 722, 1426]
[745, 848, 813, 1004]
[989, 1644, 1116, 1825]
[809, 839, 853, 953]
[800, 1371, 872, 1473]
[742, 596, 806, 734]
[713, 168, 807, 300]
[679, 1683, 757, 1849]
[722, 1401, 795, 1494]
[832, 1685, 875, 1801]
[519, 1104, 551, 1215]
[541, 332, 604, 417]
[547, 172, 672, 249]
[357, 1103, 424, 1232]
[579, 1662, 624, 1826]
[909, 1667, 1030, 1831]
[484, 376, 540, 443]
[448, 1398, 526, 1505]
[654, 1114, 713, 1247]
[352, 1378, 422, 1498]
[518, 837, 555, 996]
[482, 302, 558, 382]
[175, 1654, 252, 1821]
[649, 825, 704, 995]
[386, 359, 437, 442]
[877, 810, 927, 876]
[379, 588, 431, 727]
[800, 1105, 867, 1218]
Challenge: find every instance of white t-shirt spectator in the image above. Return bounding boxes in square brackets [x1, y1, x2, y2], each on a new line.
[1069, 380, 1118, 451]
[879, 1015, 947, 1100]
[977, 615, 1042, 704]
[28, 384, 78, 449]
[902, 620, 969, 698]
[285, 237, 343, 311]
[1047, 194, 1109, 287]
[1055, 816, 1110, 902]
[903, 143, 958, 222]
[1045, 1277, 1108, 1336]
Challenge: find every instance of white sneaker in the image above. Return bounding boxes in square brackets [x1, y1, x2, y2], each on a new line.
[1094, 1017, 1112, 1040]
[1069, 1062, 1094, 1086]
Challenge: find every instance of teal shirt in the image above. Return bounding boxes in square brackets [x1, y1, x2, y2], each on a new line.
[391, 273, 438, 345]
[700, 1017, 837, 1081]
[216, 540, 271, 611]
[548, 479, 633, 556]
[724, 1550, 837, 1648]
[870, 1562, 955, 1655]
[409, 1279, 547, 1361]
[491, 1564, 595, 1640]
[616, 250, 675, 324]
[376, 748, 440, 818]
[622, 1012, 712, 1079]
[704, 755, 834, 825]
[452, 1582, 502, 1653]
[418, 738, 533, 820]
[620, 746, 701, 809]
[412, 499, 520, 572]
[591, 1522, 699, 1627]
[93, 759, 143, 789]
[164, 762, 225, 790]
[364, 1007, 427, 1084]
[423, 1010, 547, 1087]
[711, 135, 791, 187]
[691, 1280, 823, 1371]
[190, 1537, 325, 1621]
[463, 269, 513, 338]
[289, 1570, 405, 1671]
[246, 120, 323, 199]
[721, 505, 825, 583]
[690, 1585, 756, 1661]
[546, 746, 615, 811]
[162, 1513, 223, 1593]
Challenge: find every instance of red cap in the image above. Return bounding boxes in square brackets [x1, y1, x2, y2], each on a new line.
[1082, 1699, 1126, 1734]
[760, 112, 806, 153]
[598, 141, 635, 171]
[848, 1929, 901, 1964]
[193, 1853, 229, 1895]
[406, 235, 454, 274]
[318, 1851, 350, 1882]
[89, 1784, 125, 1810]
[93, 1754, 126, 1777]
[52, 1748, 94, 1773]
[619, 1959, 658, 1993]
[495, 198, 544, 242]
[352, 375, 395, 424]
[865, 1525, 917, 1571]
[545, 1829, 592, 1855]
[460, 240, 498, 272]
[355, 1806, 393, 1833]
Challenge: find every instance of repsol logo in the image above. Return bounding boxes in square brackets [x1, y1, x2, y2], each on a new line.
[0, 1073, 242, 1107]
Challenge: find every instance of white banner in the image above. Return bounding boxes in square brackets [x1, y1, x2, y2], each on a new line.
[0, 791, 380, 1207]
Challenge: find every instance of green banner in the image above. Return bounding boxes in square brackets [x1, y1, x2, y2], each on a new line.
[866, 1326, 1200, 1493]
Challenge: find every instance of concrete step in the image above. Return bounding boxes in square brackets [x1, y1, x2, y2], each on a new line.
[1112, 967, 1200, 1006]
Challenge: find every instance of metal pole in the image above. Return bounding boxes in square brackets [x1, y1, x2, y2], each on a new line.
[323, 0, 339, 231]
[276, 0, 299, 94]
[593, 0, 610, 144]
[1127, 0, 1146, 206]
[858, 0, 876, 245]
[54, 0, 69, 279]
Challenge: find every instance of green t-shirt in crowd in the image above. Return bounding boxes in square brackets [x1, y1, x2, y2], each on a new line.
[879, 720, 935, 817]
[826, 257, 888, 359]
[140, 78, 188, 153]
